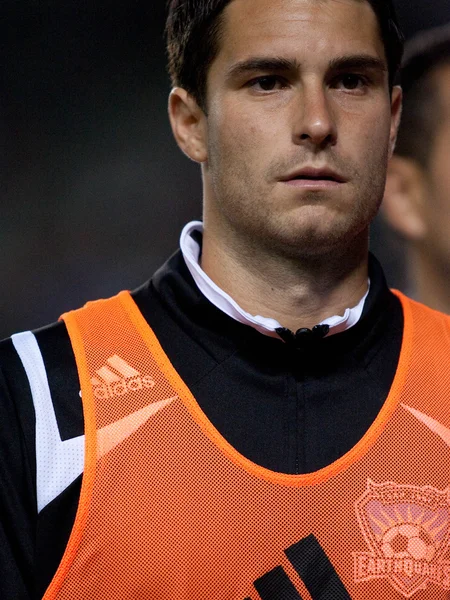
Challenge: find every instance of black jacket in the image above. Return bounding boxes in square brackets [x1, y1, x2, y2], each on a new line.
[0, 250, 403, 599]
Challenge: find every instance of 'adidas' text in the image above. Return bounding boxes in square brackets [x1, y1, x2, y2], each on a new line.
[93, 375, 155, 399]
[91, 355, 156, 399]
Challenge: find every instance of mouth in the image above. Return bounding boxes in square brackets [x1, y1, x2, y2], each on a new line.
[280, 167, 347, 188]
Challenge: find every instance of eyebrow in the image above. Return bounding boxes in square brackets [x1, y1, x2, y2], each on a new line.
[226, 57, 301, 81]
[328, 54, 387, 73]
[225, 54, 387, 81]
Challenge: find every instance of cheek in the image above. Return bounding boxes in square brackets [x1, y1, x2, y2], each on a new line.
[361, 108, 392, 147]
[332, 96, 393, 163]
[357, 112, 392, 170]
[209, 109, 275, 174]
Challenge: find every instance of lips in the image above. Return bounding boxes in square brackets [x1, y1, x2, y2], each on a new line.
[280, 167, 346, 183]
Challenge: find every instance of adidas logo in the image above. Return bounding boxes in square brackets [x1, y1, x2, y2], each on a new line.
[91, 355, 155, 399]
[248, 534, 350, 600]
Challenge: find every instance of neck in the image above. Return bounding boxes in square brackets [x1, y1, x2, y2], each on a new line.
[201, 225, 369, 332]
[411, 248, 450, 314]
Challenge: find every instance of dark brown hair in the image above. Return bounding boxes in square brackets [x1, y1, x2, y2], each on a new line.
[166, 0, 404, 110]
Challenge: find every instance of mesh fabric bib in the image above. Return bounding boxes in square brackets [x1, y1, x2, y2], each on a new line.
[44, 291, 450, 599]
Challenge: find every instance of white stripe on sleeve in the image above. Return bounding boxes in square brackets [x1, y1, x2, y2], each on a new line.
[12, 331, 85, 513]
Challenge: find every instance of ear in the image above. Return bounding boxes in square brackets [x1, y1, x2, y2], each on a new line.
[168, 88, 208, 163]
[382, 155, 427, 241]
[388, 85, 403, 159]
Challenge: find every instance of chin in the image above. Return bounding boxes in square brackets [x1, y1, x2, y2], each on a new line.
[267, 220, 369, 258]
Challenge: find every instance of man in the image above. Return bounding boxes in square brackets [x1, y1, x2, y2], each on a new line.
[1, 1, 449, 599]
[383, 24, 450, 312]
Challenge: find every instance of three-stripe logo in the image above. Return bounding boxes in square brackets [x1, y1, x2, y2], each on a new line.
[246, 535, 350, 600]
[90, 355, 156, 399]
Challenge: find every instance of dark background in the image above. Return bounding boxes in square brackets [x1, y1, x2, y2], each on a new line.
[1, 1, 449, 338]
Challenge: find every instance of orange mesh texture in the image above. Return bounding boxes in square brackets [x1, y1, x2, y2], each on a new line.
[43, 290, 450, 600]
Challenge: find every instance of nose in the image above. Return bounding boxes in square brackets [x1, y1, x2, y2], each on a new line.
[293, 83, 337, 148]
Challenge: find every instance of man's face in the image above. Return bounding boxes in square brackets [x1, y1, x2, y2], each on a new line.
[422, 64, 450, 272]
[201, 0, 402, 258]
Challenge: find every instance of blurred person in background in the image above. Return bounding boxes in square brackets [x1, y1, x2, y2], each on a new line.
[383, 23, 450, 312]
[1, 2, 450, 600]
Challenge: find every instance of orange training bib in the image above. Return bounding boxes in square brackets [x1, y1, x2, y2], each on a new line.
[44, 291, 450, 599]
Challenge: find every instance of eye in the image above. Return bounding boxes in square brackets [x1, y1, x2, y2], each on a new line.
[248, 76, 287, 92]
[334, 74, 368, 91]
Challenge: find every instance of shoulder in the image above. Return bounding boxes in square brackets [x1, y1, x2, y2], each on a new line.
[0, 318, 72, 374]
[392, 292, 450, 367]
[0, 278, 168, 442]
[393, 291, 450, 328]
[0, 316, 83, 451]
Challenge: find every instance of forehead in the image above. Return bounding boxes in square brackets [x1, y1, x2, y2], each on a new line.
[217, 0, 385, 66]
